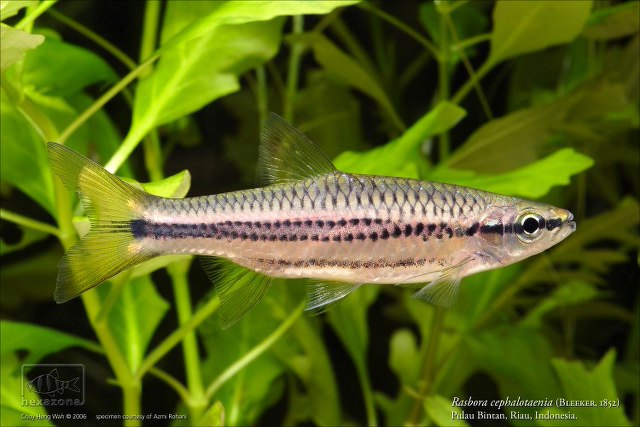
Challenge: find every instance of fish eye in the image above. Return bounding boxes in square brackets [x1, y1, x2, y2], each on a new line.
[516, 213, 544, 243]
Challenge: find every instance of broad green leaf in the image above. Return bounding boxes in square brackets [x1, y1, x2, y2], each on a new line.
[198, 284, 293, 426]
[0, 1, 36, 21]
[334, 101, 466, 177]
[294, 32, 404, 131]
[489, 0, 592, 65]
[0, 24, 44, 71]
[550, 351, 631, 426]
[419, 2, 488, 62]
[0, 250, 60, 308]
[160, 1, 360, 52]
[389, 329, 420, 385]
[282, 291, 341, 426]
[127, 169, 192, 198]
[468, 327, 562, 423]
[425, 394, 470, 427]
[23, 37, 117, 96]
[0, 321, 100, 365]
[100, 276, 169, 372]
[127, 1, 359, 167]
[521, 281, 600, 328]
[326, 286, 379, 425]
[583, 2, 640, 40]
[198, 401, 224, 427]
[447, 95, 578, 173]
[0, 91, 54, 215]
[0, 225, 48, 256]
[431, 148, 593, 199]
[327, 286, 379, 369]
[1, 352, 52, 426]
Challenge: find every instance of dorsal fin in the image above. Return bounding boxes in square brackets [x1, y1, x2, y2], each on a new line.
[259, 113, 337, 185]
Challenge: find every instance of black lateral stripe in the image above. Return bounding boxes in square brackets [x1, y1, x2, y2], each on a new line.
[465, 222, 479, 236]
[480, 223, 504, 235]
[134, 218, 477, 242]
[546, 218, 562, 231]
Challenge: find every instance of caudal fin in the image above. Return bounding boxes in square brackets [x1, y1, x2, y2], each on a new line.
[48, 143, 154, 303]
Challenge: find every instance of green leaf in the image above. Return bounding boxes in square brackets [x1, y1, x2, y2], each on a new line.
[431, 148, 593, 199]
[489, 0, 592, 65]
[0, 321, 100, 365]
[1, 352, 52, 426]
[425, 394, 470, 427]
[550, 351, 632, 426]
[294, 32, 404, 131]
[389, 329, 420, 385]
[198, 285, 291, 426]
[121, 169, 192, 198]
[23, 37, 118, 97]
[521, 281, 601, 328]
[334, 101, 466, 177]
[0, 24, 44, 72]
[198, 401, 224, 427]
[583, 2, 640, 40]
[0, 91, 54, 215]
[447, 95, 578, 173]
[128, 1, 359, 156]
[468, 327, 563, 422]
[419, 2, 488, 63]
[0, 1, 37, 21]
[327, 286, 379, 367]
[101, 276, 169, 372]
[0, 225, 48, 256]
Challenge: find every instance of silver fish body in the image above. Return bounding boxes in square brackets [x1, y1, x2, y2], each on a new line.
[136, 173, 573, 286]
[48, 113, 576, 326]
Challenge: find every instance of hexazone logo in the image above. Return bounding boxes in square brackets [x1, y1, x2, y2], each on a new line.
[21, 364, 85, 407]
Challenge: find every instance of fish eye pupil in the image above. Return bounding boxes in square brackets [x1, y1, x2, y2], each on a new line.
[522, 216, 540, 234]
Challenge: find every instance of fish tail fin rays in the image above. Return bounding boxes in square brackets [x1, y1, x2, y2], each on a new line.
[47, 143, 154, 303]
[200, 257, 273, 329]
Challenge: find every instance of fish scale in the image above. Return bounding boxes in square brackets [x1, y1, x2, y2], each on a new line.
[47, 113, 576, 327]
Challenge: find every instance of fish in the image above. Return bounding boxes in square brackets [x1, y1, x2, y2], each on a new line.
[26, 369, 80, 397]
[48, 113, 576, 327]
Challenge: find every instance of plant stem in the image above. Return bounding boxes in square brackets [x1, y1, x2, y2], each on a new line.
[47, 9, 138, 70]
[137, 295, 220, 380]
[283, 15, 304, 123]
[15, 0, 56, 31]
[437, 8, 451, 162]
[138, 1, 165, 180]
[168, 260, 208, 420]
[357, 361, 377, 427]
[58, 54, 159, 149]
[406, 307, 446, 425]
[205, 301, 304, 400]
[255, 66, 268, 126]
[0, 209, 60, 237]
[358, 2, 440, 60]
[451, 60, 492, 105]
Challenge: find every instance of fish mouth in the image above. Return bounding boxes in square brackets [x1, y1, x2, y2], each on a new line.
[566, 212, 576, 232]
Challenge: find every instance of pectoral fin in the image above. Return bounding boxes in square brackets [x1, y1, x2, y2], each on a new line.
[411, 258, 470, 308]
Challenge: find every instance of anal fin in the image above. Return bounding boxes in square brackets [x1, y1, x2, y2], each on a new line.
[200, 257, 272, 329]
[305, 281, 362, 314]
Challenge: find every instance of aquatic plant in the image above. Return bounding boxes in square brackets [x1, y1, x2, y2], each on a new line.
[1, 1, 637, 426]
